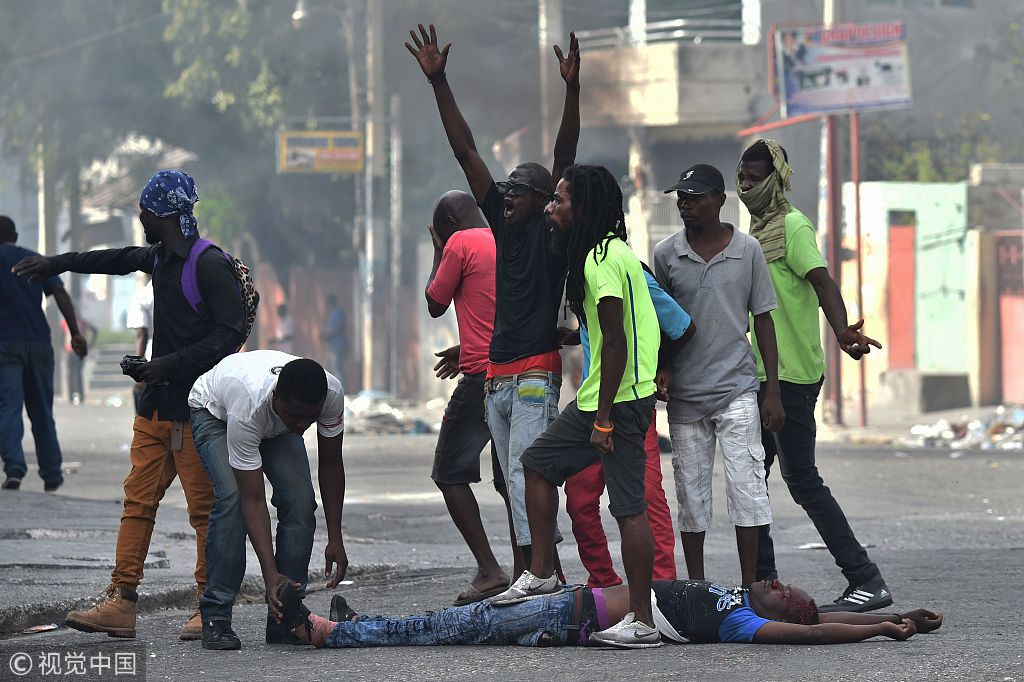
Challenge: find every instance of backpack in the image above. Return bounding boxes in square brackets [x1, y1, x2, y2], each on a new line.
[153, 237, 260, 349]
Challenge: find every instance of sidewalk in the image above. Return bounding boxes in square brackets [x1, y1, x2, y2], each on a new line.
[0, 491, 390, 636]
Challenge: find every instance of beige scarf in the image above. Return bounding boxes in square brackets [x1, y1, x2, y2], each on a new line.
[737, 138, 792, 263]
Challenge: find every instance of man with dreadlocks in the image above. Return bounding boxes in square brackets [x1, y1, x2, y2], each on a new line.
[406, 24, 579, 576]
[737, 139, 888, 613]
[13, 170, 246, 641]
[491, 165, 663, 649]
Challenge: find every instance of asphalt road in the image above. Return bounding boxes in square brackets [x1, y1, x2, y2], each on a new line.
[1, 401, 1021, 681]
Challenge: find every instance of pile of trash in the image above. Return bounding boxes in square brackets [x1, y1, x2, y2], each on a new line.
[902, 405, 1024, 450]
[344, 391, 434, 435]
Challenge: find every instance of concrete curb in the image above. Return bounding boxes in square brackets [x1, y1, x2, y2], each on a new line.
[0, 564, 399, 637]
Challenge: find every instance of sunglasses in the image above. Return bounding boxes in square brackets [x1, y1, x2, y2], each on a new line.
[496, 181, 553, 201]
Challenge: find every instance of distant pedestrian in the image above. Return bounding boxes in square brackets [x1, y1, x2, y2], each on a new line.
[13, 170, 246, 641]
[62, 315, 97, 405]
[737, 139, 888, 612]
[125, 278, 154, 412]
[323, 295, 347, 388]
[652, 163, 784, 589]
[272, 303, 296, 355]
[1, 215, 87, 492]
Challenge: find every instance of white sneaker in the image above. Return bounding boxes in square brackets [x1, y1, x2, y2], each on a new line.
[588, 612, 663, 649]
[489, 570, 564, 606]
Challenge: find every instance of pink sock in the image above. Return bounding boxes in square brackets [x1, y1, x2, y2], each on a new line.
[308, 614, 333, 648]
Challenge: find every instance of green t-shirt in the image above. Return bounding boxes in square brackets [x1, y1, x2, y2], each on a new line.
[576, 237, 659, 411]
[753, 208, 827, 384]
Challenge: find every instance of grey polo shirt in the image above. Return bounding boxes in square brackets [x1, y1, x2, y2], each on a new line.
[652, 224, 777, 424]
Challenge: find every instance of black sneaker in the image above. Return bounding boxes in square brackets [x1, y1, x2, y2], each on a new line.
[265, 616, 306, 645]
[2, 476, 22, 490]
[44, 478, 63, 493]
[329, 595, 357, 622]
[818, 581, 893, 613]
[201, 619, 241, 650]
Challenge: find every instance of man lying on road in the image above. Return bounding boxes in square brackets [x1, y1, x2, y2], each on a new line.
[275, 578, 942, 649]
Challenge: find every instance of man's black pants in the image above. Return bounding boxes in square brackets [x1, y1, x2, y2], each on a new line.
[755, 378, 881, 587]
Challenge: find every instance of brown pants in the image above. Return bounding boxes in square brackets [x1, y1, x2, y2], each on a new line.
[111, 412, 214, 590]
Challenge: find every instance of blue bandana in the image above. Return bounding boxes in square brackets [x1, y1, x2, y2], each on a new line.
[139, 170, 200, 238]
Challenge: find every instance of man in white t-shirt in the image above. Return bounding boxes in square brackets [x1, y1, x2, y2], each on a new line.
[187, 350, 347, 650]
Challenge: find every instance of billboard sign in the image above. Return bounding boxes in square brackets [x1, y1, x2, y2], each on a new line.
[277, 130, 364, 174]
[776, 22, 911, 118]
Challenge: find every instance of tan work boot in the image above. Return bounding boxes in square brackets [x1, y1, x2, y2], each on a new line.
[179, 586, 203, 641]
[65, 584, 138, 638]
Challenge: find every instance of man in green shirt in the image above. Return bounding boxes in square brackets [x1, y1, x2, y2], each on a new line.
[490, 165, 662, 649]
[737, 139, 888, 613]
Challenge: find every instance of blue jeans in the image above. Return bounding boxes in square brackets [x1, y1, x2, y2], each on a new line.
[325, 590, 580, 648]
[484, 373, 563, 546]
[0, 340, 63, 483]
[190, 408, 317, 621]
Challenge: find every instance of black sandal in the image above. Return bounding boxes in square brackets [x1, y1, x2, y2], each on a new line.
[330, 595, 358, 622]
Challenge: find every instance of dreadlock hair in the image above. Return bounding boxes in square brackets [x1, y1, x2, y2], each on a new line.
[562, 164, 628, 326]
[741, 140, 789, 170]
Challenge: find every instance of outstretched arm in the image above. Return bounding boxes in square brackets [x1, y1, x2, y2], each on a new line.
[819, 608, 943, 633]
[753, 618, 917, 644]
[805, 267, 882, 360]
[405, 24, 493, 203]
[551, 32, 581, 183]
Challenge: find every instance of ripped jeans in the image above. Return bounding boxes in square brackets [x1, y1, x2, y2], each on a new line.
[324, 590, 580, 648]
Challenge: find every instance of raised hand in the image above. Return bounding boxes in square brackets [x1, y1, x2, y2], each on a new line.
[405, 23, 450, 81]
[554, 31, 580, 88]
[427, 224, 445, 251]
[838, 319, 882, 360]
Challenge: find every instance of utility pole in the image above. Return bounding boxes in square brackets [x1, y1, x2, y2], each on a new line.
[388, 93, 402, 397]
[626, 0, 651, 259]
[538, 0, 563, 158]
[361, 0, 386, 393]
[821, 0, 844, 425]
[37, 140, 62, 391]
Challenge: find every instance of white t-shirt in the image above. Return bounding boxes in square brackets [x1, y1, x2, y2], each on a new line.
[188, 350, 345, 470]
[125, 282, 154, 359]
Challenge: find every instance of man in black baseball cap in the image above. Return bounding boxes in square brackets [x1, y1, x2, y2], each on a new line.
[663, 164, 726, 196]
[653, 161, 785, 589]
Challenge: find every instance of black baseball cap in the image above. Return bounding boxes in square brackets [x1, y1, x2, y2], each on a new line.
[663, 164, 726, 195]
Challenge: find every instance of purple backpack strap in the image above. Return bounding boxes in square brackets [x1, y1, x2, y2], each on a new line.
[181, 238, 216, 313]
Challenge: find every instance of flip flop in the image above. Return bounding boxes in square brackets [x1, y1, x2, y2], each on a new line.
[453, 581, 510, 607]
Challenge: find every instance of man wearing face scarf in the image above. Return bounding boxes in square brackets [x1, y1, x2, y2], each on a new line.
[736, 140, 890, 614]
[13, 170, 246, 641]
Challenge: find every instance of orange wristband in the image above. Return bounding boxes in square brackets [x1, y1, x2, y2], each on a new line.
[593, 422, 614, 433]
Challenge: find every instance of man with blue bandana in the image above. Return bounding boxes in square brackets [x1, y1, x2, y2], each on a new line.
[13, 170, 246, 644]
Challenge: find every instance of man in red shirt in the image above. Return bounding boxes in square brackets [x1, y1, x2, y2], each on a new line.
[425, 190, 512, 605]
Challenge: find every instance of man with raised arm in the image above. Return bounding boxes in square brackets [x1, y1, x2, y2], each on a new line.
[405, 24, 580, 575]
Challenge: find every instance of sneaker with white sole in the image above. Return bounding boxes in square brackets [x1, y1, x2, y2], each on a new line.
[588, 612, 663, 649]
[489, 570, 563, 606]
[817, 581, 893, 613]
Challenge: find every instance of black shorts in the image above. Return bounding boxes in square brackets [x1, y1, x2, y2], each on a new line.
[520, 395, 656, 518]
[431, 373, 495, 485]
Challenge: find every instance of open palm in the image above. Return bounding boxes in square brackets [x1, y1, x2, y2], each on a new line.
[405, 23, 450, 80]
